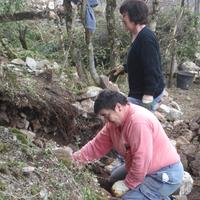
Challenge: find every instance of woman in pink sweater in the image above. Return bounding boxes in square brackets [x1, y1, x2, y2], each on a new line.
[72, 90, 183, 199]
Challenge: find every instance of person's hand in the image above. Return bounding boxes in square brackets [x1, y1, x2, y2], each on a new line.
[52, 146, 73, 166]
[111, 180, 129, 197]
[142, 95, 154, 111]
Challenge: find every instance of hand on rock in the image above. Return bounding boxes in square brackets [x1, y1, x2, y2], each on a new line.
[111, 180, 129, 197]
[53, 146, 73, 166]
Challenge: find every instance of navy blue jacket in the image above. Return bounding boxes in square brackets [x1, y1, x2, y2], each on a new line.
[125, 27, 165, 100]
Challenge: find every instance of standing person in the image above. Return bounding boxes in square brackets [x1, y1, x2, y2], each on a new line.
[120, 0, 165, 111]
[72, 90, 183, 199]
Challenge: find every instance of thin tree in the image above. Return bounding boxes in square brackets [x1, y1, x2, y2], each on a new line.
[106, 0, 120, 68]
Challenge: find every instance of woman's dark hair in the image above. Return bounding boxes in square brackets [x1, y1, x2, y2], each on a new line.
[120, 0, 149, 25]
[94, 90, 128, 114]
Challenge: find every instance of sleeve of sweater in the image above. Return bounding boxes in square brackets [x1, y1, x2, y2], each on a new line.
[140, 38, 161, 96]
[124, 122, 153, 189]
[72, 124, 113, 164]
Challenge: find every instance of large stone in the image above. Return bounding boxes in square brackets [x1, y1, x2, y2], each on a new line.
[159, 104, 183, 121]
[178, 61, 200, 76]
[11, 58, 26, 66]
[80, 99, 94, 113]
[179, 144, 197, 156]
[85, 86, 102, 99]
[26, 57, 37, 71]
[179, 171, 193, 196]
[36, 60, 50, 69]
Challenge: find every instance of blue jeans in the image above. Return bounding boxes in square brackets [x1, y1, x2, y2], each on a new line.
[128, 91, 164, 112]
[110, 161, 184, 200]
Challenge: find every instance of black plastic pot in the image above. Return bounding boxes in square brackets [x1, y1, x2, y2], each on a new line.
[176, 71, 195, 90]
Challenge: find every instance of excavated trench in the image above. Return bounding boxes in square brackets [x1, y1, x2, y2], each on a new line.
[0, 79, 116, 197]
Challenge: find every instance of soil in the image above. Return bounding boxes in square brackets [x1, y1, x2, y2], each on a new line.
[168, 80, 200, 200]
[168, 81, 200, 121]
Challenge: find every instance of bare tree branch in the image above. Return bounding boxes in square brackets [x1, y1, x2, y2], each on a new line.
[0, 10, 65, 23]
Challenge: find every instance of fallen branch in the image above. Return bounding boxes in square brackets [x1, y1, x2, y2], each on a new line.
[0, 9, 65, 23]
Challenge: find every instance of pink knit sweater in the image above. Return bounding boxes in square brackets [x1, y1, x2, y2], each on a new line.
[72, 104, 180, 189]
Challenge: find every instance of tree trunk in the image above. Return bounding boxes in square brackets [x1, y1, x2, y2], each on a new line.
[168, 8, 184, 88]
[81, 0, 100, 86]
[106, 0, 120, 69]
[195, 0, 200, 13]
[85, 30, 101, 85]
[149, 0, 160, 32]
[62, 0, 88, 83]
[18, 25, 28, 50]
[0, 10, 64, 23]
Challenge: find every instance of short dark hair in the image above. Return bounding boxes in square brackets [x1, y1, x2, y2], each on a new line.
[119, 0, 149, 25]
[94, 90, 128, 114]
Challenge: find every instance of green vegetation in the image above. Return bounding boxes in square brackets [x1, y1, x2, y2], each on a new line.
[0, 0, 25, 14]
[0, 143, 11, 153]
[156, 7, 200, 72]
[83, 187, 102, 200]
[30, 185, 40, 195]
[0, 164, 9, 175]
[0, 181, 6, 191]
[11, 128, 28, 145]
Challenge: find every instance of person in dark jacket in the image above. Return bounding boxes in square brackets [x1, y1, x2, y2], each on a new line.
[120, 0, 165, 111]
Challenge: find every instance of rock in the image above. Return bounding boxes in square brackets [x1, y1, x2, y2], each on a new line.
[26, 57, 37, 71]
[179, 152, 189, 170]
[179, 144, 196, 156]
[190, 151, 200, 176]
[16, 118, 28, 129]
[104, 158, 123, 173]
[176, 136, 190, 147]
[31, 119, 42, 132]
[52, 146, 73, 163]
[179, 171, 193, 196]
[189, 122, 199, 131]
[80, 99, 94, 113]
[174, 120, 184, 127]
[0, 112, 10, 125]
[36, 60, 50, 69]
[40, 188, 49, 199]
[168, 108, 183, 121]
[170, 101, 181, 111]
[159, 104, 183, 121]
[178, 61, 200, 75]
[183, 129, 194, 142]
[85, 86, 102, 99]
[22, 166, 35, 175]
[11, 58, 26, 66]
[186, 96, 191, 101]
[19, 112, 27, 119]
